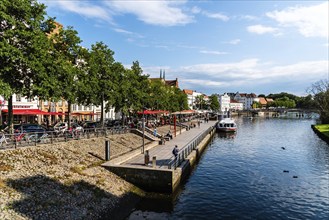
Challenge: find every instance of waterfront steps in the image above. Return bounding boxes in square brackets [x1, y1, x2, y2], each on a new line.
[102, 120, 217, 193]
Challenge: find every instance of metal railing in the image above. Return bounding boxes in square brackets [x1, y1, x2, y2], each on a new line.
[167, 125, 215, 169]
[0, 126, 130, 150]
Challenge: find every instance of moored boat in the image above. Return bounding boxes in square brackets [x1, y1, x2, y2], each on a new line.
[216, 118, 237, 132]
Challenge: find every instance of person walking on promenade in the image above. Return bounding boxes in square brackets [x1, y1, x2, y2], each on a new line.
[153, 127, 157, 137]
[172, 145, 179, 158]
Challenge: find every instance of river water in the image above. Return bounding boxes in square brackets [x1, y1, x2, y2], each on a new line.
[127, 117, 329, 219]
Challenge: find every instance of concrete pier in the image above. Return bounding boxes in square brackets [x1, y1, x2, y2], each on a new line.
[102, 120, 217, 193]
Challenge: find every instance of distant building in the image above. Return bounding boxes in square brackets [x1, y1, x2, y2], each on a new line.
[219, 93, 231, 113]
[230, 99, 244, 111]
[183, 89, 205, 110]
[234, 92, 259, 110]
[149, 69, 179, 88]
[258, 97, 267, 108]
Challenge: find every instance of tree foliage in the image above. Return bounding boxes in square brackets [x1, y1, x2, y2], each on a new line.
[0, 0, 55, 128]
[307, 79, 329, 123]
[209, 94, 220, 111]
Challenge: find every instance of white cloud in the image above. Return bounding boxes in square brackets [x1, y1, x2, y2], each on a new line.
[247, 25, 280, 35]
[200, 50, 228, 55]
[240, 15, 258, 21]
[228, 39, 241, 45]
[191, 6, 202, 14]
[190, 6, 229, 21]
[45, 0, 112, 23]
[203, 11, 229, 21]
[172, 59, 328, 92]
[113, 28, 133, 34]
[266, 2, 329, 38]
[183, 79, 227, 87]
[106, 1, 193, 26]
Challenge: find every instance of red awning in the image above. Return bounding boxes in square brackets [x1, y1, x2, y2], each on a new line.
[2, 109, 49, 115]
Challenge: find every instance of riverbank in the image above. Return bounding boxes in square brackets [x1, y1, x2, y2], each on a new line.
[311, 124, 329, 144]
[0, 131, 161, 219]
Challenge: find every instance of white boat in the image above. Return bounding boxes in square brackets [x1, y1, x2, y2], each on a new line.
[216, 118, 237, 132]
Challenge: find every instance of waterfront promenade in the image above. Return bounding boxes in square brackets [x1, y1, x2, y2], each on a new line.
[124, 120, 217, 168]
[102, 120, 217, 192]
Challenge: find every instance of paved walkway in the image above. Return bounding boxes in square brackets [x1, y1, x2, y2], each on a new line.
[123, 120, 217, 169]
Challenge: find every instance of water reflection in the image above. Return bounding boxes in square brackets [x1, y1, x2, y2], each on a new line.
[216, 132, 236, 139]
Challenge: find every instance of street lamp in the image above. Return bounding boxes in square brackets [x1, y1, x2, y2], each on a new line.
[141, 107, 146, 154]
[180, 105, 182, 134]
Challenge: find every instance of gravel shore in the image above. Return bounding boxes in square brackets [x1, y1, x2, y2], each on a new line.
[0, 131, 158, 220]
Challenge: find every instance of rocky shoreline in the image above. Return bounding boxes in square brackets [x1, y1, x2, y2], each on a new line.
[0, 131, 160, 220]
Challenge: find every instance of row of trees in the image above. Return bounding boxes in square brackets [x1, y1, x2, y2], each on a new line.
[0, 0, 199, 130]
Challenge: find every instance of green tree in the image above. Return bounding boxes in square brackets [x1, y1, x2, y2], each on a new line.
[194, 95, 206, 110]
[296, 95, 315, 109]
[0, 0, 55, 129]
[308, 79, 329, 123]
[87, 42, 117, 127]
[127, 61, 149, 112]
[51, 26, 84, 128]
[209, 94, 220, 112]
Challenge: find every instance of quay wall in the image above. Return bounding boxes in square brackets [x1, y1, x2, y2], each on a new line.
[108, 166, 173, 193]
[172, 127, 216, 193]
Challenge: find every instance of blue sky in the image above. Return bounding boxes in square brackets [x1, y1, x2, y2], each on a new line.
[41, 0, 328, 96]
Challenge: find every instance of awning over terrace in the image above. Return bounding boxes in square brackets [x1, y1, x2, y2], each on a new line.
[2, 109, 49, 115]
[2, 109, 69, 115]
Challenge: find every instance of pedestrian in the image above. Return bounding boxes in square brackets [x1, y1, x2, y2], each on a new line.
[153, 127, 157, 137]
[172, 145, 179, 158]
[198, 120, 201, 128]
[166, 130, 173, 139]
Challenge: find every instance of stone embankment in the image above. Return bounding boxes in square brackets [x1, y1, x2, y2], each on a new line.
[0, 130, 158, 220]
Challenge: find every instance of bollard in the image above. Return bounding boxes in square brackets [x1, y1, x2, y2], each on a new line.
[144, 150, 150, 165]
[152, 156, 156, 168]
[105, 140, 110, 161]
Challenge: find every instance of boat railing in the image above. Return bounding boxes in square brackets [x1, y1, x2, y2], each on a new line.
[166, 125, 215, 169]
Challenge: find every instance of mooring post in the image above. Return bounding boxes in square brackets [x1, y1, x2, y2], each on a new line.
[144, 150, 150, 165]
[152, 156, 156, 168]
[105, 140, 110, 161]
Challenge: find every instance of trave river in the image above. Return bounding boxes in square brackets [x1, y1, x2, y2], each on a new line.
[127, 117, 329, 220]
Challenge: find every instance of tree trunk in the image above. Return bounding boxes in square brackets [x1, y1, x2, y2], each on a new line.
[101, 93, 104, 128]
[8, 95, 13, 134]
[68, 101, 71, 129]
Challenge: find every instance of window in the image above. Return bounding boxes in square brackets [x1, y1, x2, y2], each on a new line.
[58, 100, 63, 107]
[44, 100, 48, 106]
[78, 105, 82, 111]
[72, 104, 77, 111]
[16, 94, 21, 102]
